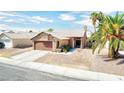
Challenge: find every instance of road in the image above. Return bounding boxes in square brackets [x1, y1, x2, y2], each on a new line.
[0, 63, 79, 81]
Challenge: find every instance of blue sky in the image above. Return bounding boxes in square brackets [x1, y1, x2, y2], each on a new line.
[0, 11, 118, 32]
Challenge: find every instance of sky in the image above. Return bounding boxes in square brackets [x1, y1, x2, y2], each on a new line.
[0, 11, 119, 32]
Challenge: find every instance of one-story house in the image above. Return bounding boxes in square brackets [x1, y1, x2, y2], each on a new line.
[31, 30, 87, 51]
[0, 32, 38, 48]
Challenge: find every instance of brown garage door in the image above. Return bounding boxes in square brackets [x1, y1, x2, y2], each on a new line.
[34, 41, 52, 50]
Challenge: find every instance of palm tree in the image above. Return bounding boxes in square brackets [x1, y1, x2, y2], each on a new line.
[47, 28, 54, 32]
[83, 25, 87, 48]
[90, 12, 124, 58]
[90, 12, 98, 32]
[90, 12, 104, 32]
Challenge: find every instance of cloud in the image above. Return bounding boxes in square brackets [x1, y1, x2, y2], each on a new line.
[0, 24, 10, 30]
[0, 23, 46, 32]
[0, 12, 54, 24]
[0, 16, 6, 20]
[4, 18, 25, 23]
[30, 19, 40, 24]
[0, 12, 19, 17]
[69, 11, 84, 14]
[9, 27, 43, 32]
[32, 16, 54, 23]
[5, 19, 16, 22]
[59, 14, 76, 21]
[102, 11, 114, 15]
[74, 19, 93, 26]
[80, 15, 90, 18]
[0, 12, 28, 24]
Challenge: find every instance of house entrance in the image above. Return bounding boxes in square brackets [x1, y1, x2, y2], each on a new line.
[57, 41, 59, 48]
[75, 39, 81, 48]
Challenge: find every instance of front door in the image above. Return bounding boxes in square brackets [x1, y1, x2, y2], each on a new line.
[75, 39, 81, 48]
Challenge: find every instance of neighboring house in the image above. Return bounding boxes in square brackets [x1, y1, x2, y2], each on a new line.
[0, 32, 38, 48]
[31, 30, 87, 51]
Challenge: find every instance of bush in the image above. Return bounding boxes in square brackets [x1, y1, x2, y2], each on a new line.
[61, 45, 71, 53]
[87, 40, 95, 48]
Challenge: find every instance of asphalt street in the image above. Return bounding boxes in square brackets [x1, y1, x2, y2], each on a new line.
[0, 63, 79, 81]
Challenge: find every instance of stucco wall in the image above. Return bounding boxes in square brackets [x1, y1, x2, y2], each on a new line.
[32, 33, 54, 41]
[69, 37, 87, 48]
[81, 37, 86, 48]
[59, 39, 70, 46]
[34, 41, 52, 50]
[13, 39, 33, 48]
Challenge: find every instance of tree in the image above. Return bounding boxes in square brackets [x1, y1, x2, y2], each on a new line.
[90, 12, 124, 58]
[47, 28, 54, 32]
[83, 25, 87, 48]
[84, 25, 88, 32]
[29, 30, 33, 33]
[90, 12, 104, 32]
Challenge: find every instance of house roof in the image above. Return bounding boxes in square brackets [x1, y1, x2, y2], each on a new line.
[0, 31, 3, 35]
[44, 31, 70, 39]
[32, 30, 87, 40]
[0, 32, 38, 39]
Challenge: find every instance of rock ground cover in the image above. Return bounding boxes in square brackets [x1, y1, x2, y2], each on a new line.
[36, 48, 124, 76]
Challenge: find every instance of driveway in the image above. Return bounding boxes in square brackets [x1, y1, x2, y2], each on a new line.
[0, 47, 32, 57]
[11, 50, 49, 62]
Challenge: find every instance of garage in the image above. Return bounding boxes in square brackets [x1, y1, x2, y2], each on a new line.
[0, 35, 13, 48]
[34, 41, 52, 50]
[0, 32, 37, 49]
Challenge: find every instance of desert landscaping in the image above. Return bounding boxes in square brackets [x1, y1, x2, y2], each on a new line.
[35, 48, 124, 76]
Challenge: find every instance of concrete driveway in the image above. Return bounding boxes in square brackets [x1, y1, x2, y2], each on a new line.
[0, 48, 32, 57]
[11, 50, 49, 62]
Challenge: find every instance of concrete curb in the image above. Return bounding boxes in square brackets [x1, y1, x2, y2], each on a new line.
[0, 57, 124, 81]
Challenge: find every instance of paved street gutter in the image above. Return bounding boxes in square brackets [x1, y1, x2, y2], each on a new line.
[0, 57, 124, 81]
[0, 62, 78, 81]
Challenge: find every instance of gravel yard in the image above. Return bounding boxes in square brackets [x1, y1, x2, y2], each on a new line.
[36, 48, 124, 76]
[0, 47, 32, 57]
[90, 48, 124, 76]
[35, 49, 91, 70]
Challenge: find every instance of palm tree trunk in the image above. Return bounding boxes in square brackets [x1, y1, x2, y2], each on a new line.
[93, 25, 96, 32]
[108, 43, 112, 58]
[108, 47, 113, 58]
[108, 46, 115, 58]
[108, 48, 111, 58]
[114, 41, 120, 58]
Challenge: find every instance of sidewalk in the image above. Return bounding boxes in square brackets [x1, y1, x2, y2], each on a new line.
[11, 50, 48, 62]
[0, 57, 124, 81]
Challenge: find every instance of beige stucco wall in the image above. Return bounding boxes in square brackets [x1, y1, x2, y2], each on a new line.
[52, 41, 57, 51]
[80, 37, 84, 48]
[69, 37, 87, 48]
[35, 33, 49, 41]
[32, 32, 59, 51]
[32, 33, 54, 41]
[13, 39, 33, 48]
[59, 39, 70, 47]
[70, 38, 74, 48]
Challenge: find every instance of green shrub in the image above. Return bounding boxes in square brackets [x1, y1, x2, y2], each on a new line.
[87, 40, 95, 48]
[61, 45, 71, 53]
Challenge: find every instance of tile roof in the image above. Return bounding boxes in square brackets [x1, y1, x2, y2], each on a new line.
[2, 32, 38, 39]
[42, 30, 87, 39]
